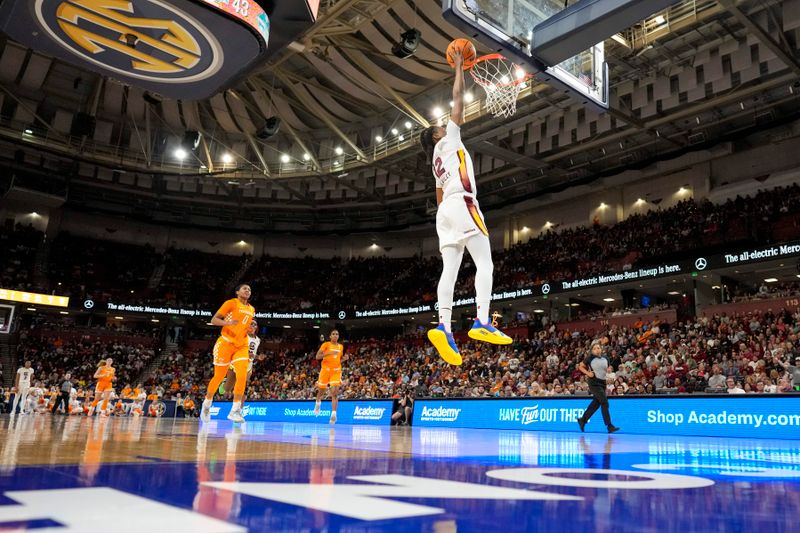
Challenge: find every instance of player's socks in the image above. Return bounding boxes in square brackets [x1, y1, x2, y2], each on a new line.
[314, 400, 321, 415]
[427, 324, 462, 366]
[467, 319, 513, 345]
[329, 411, 337, 425]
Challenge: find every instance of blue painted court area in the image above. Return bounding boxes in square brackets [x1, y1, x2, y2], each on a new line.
[0, 416, 798, 531]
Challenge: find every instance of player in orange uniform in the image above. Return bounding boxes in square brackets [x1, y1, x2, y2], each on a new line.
[314, 329, 346, 424]
[200, 284, 255, 423]
[88, 358, 115, 416]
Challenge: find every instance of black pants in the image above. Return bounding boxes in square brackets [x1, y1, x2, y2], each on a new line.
[582, 380, 612, 427]
[52, 392, 69, 414]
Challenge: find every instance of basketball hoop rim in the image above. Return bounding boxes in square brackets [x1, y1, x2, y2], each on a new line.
[469, 53, 533, 88]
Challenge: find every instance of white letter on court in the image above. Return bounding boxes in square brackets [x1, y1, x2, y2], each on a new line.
[486, 468, 714, 489]
[204, 474, 581, 521]
[0, 487, 245, 532]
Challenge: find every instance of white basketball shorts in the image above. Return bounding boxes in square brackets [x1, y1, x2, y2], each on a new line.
[436, 194, 489, 250]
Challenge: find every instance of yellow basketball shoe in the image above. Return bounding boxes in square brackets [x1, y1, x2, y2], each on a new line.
[427, 324, 462, 366]
[468, 319, 513, 345]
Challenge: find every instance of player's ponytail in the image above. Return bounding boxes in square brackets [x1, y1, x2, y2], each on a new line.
[420, 127, 436, 164]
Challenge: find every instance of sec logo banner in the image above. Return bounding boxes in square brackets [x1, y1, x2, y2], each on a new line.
[0, 0, 272, 99]
[35, 0, 221, 83]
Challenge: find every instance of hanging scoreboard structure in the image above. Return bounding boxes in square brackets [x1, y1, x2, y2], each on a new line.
[0, 0, 319, 100]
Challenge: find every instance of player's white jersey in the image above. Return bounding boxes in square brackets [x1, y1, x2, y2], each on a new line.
[17, 367, 33, 388]
[249, 335, 261, 358]
[248, 335, 260, 372]
[432, 121, 477, 202]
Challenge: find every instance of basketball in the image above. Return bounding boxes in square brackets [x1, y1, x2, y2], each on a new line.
[447, 38, 477, 69]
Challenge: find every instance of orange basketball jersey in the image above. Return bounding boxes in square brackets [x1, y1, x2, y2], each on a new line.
[216, 298, 255, 347]
[319, 342, 343, 369]
[96, 366, 115, 384]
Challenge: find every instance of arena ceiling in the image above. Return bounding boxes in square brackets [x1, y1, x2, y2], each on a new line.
[1, 0, 800, 233]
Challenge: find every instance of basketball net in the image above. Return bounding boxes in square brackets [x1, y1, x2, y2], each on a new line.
[470, 54, 531, 118]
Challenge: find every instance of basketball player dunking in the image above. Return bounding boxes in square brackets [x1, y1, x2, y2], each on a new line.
[420, 48, 512, 365]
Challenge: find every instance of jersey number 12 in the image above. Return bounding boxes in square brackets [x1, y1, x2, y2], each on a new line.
[433, 157, 446, 178]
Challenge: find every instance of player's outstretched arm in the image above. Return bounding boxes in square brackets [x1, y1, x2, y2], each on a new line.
[451, 50, 465, 126]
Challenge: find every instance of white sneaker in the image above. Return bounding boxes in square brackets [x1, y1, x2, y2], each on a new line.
[200, 404, 211, 423]
[329, 412, 337, 425]
[227, 409, 245, 423]
[314, 401, 321, 416]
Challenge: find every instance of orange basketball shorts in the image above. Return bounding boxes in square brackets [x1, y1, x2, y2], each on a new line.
[317, 366, 342, 389]
[213, 337, 248, 367]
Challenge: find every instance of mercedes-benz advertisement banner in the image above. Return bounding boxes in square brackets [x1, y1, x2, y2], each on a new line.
[73, 239, 800, 320]
[412, 397, 800, 439]
[209, 400, 394, 425]
[538, 239, 800, 296]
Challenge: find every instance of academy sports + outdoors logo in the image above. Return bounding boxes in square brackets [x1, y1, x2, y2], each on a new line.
[420, 406, 461, 422]
[35, 0, 222, 83]
[352, 405, 387, 421]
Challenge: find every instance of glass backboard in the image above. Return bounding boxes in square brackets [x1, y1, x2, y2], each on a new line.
[444, 0, 609, 109]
